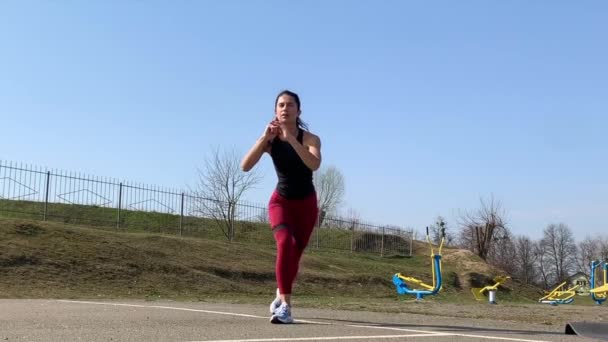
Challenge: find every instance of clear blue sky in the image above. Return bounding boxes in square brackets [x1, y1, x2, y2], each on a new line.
[1, 1, 606, 241]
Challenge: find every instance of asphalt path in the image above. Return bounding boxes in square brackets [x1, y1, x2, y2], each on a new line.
[0, 299, 595, 342]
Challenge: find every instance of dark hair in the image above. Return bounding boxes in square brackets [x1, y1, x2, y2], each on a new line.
[275, 89, 309, 131]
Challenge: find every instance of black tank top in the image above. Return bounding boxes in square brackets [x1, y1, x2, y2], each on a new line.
[270, 128, 315, 199]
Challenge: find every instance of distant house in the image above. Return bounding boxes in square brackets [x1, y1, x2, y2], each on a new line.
[566, 272, 591, 296]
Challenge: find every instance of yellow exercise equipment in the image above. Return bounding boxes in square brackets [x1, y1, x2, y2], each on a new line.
[471, 276, 511, 303]
[590, 284, 608, 294]
[539, 281, 580, 305]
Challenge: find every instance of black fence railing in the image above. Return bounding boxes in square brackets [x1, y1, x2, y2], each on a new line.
[0, 160, 412, 256]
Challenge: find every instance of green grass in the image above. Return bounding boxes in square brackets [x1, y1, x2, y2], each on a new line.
[0, 198, 558, 316]
[1, 214, 543, 307]
[0, 217, 401, 301]
[0, 198, 232, 239]
[0, 199, 410, 255]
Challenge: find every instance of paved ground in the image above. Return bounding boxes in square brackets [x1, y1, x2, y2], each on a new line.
[0, 299, 600, 341]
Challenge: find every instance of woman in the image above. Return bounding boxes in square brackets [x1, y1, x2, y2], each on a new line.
[241, 90, 321, 324]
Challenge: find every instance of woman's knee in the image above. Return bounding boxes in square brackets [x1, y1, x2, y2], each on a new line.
[273, 224, 297, 247]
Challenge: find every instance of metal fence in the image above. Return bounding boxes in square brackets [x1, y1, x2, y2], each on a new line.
[0, 160, 412, 256]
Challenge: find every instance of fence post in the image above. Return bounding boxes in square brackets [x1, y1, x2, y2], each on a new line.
[43, 171, 51, 221]
[228, 200, 235, 242]
[381, 226, 385, 257]
[116, 182, 123, 229]
[350, 222, 355, 253]
[179, 192, 184, 236]
[315, 211, 321, 249]
[409, 229, 414, 256]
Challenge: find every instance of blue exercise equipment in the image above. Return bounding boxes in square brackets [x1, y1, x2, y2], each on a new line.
[392, 226, 444, 300]
[590, 259, 607, 305]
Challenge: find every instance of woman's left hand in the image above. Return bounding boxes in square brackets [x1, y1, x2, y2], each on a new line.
[277, 125, 294, 142]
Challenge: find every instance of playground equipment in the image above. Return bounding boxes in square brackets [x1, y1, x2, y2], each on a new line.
[392, 226, 444, 300]
[471, 276, 511, 304]
[538, 281, 580, 305]
[590, 259, 607, 305]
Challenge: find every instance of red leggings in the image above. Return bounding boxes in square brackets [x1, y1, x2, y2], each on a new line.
[268, 190, 318, 295]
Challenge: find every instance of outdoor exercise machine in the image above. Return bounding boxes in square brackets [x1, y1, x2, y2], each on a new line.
[590, 259, 607, 305]
[471, 276, 511, 304]
[538, 281, 580, 305]
[392, 226, 444, 300]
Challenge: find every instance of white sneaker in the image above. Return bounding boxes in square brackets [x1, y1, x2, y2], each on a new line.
[269, 288, 281, 314]
[270, 302, 293, 324]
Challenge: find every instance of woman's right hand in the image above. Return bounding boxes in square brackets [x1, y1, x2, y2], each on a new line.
[243, 120, 280, 171]
[262, 120, 281, 141]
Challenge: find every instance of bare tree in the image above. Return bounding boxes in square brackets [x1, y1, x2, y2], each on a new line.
[487, 228, 517, 275]
[514, 235, 537, 285]
[541, 223, 577, 284]
[429, 216, 453, 246]
[457, 195, 508, 260]
[192, 147, 262, 241]
[577, 236, 599, 276]
[534, 241, 551, 288]
[313, 165, 345, 227]
[599, 235, 608, 260]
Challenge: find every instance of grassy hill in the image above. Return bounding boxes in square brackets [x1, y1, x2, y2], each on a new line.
[0, 214, 543, 312]
[0, 199, 409, 255]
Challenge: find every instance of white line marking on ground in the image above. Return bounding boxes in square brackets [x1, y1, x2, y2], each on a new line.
[347, 324, 450, 334]
[187, 334, 454, 342]
[294, 318, 333, 325]
[58, 300, 265, 319]
[57, 300, 551, 342]
[449, 334, 550, 342]
[57, 300, 331, 324]
[347, 325, 550, 342]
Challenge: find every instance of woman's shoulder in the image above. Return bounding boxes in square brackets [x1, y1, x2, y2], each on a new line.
[302, 130, 321, 146]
